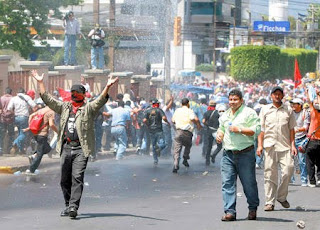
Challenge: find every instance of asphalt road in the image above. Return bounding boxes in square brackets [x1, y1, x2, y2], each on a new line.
[0, 145, 319, 230]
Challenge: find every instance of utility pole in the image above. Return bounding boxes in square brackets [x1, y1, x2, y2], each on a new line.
[108, 0, 115, 72]
[232, 5, 236, 48]
[164, 0, 171, 101]
[212, 0, 217, 83]
[247, 10, 251, 45]
[93, 0, 100, 24]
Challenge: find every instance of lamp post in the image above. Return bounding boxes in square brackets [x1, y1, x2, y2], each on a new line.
[272, 17, 276, 45]
[247, 10, 251, 44]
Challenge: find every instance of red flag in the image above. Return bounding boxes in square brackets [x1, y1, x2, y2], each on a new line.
[294, 59, 302, 88]
[58, 88, 71, 102]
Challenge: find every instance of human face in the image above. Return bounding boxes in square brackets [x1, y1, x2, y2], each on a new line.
[71, 91, 85, 102]
[292, 103, 302, 112]
[228, 95, 243, 112]
[271, 90, 283, 105]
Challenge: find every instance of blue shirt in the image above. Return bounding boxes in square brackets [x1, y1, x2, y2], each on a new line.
[110, 107, 131, 126]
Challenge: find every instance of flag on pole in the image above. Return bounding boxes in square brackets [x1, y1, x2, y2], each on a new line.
[294, 59, 302, 88]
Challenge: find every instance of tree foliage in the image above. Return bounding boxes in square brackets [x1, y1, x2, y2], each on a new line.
[0, 0, 83, 58]
[231, 45, 318, 82]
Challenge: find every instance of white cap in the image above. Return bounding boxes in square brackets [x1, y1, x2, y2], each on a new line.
[291, 98, 303, 105]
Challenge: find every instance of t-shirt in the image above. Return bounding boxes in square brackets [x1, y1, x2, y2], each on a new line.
[144, 107, 165, 133]
[7, 93, 36, 117]
[308, 103, 320, 140]
[64, 113, 79, 142]
[203, 110, 219, 131]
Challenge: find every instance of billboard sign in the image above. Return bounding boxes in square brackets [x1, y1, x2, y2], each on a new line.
[253, 21, 290, 32]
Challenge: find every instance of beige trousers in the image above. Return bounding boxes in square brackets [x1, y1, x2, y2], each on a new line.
[264, 146, 294, 205]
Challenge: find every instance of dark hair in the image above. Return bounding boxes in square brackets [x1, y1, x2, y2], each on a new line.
[200, 98, 207, 104]
[229, 89, 243, 100]
[5, 87, 12, 94]
[118, 101, 125, 108]
[125, 100, 131, 106]
[116, 94, 123, 100]
[18, 88, 25, 94]
[181, 98, 189, 106]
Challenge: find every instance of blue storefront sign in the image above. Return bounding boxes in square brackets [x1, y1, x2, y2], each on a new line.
[253, 21, 290, 32]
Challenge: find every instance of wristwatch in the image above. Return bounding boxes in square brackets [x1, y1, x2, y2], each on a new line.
[238, 128, 242, 134]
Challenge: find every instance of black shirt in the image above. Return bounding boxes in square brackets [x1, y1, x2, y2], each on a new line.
[144, 107, 165, 133]
[64, 113, 80, 142]
[203, 110, 219, 130]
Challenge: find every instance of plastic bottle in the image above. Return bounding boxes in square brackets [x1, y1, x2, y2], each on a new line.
[308, 85, 317, 102]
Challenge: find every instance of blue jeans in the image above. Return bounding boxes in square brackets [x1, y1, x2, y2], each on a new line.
[221, 149, 259, 215]
[254, 139, 264, 167]
[30, 135, 52, 173]
[111, 126, 127, 159]
[292, 137, 308, 184]
[161, 123, 172, 156]
[0, 122, 14, 153]
[64, 34, 77, 65]
[91, 46, 104, 69]
[13, 116, 29, 152]
[149, 131, 166, 163]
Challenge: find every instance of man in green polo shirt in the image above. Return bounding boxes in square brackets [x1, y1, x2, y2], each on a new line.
[216, 89, 261, 221]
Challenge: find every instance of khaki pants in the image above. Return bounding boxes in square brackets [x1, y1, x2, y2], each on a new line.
[173, 129, 193, 166]
[264, 146, 294, 205]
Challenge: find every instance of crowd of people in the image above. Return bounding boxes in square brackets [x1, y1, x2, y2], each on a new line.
[1, 70, 320, 220]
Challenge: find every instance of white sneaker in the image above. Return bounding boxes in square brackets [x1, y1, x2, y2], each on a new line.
[25, 169, 31, 174]
[317, 181, 320, 186]
[308, 183, 316, 188]
[301, 183, 308, 187]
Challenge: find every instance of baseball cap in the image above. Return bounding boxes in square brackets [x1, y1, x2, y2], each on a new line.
[271, 86, 284, 94]
[71, 85, 86, 94]
[151, 98, 159, 104]
[291, 98, 303, 105]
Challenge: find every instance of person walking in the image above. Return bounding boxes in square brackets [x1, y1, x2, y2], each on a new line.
[88, 23, 105, 69]
[257, 86, 297, 212]
[202, 100, 220, 166]
[30, 69, 118, 219]
[291, 98, 309, 187]
[63, 11, 81, 66]
[143, 99, 169, 165]
[305, 86, 320, 187]
[0, 87, 14, 155]
[216, 89, 260, 221]
[172, 98, 202, 173]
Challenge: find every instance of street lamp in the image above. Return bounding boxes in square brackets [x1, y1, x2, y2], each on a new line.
[272, 17, 276, 45]
[212, 0, 217, 83]
[247, 10, 251, 44]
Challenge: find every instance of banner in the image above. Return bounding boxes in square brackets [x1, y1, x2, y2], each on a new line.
[253, 21, 290, 32]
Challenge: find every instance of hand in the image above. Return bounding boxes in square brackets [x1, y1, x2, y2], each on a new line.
[31, 70, 44, 82]
[216, 132, 224, 144]
[256, 146, 263, 157]
[106, 75, 119, 87]
[292, 146, 298, 156]
[229, 125, 240, 133]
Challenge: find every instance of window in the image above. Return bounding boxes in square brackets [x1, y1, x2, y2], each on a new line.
[190, 2, 222, 15]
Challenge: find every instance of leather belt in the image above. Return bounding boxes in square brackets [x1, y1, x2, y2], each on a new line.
[231, 145, 254, 154]
[66, 140, 81, 147]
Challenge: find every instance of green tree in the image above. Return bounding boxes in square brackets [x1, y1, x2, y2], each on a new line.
[0, 0, 83, 58]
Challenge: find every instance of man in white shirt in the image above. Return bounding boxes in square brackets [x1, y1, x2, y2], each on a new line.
[7, 88, 37, 155]
[172, 98, 202, 173]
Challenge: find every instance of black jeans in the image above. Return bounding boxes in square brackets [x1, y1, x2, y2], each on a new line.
[60, 144, 88, 209]
[29, 135, 52, 173]
[305, 140, 320, 184]
[0, 122, 14, 153]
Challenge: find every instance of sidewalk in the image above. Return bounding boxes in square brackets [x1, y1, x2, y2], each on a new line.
[0, 147, 138, 174]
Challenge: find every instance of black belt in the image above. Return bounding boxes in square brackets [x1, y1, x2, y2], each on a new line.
[228, 145, 254, 154]
[65, 140, 81, 147]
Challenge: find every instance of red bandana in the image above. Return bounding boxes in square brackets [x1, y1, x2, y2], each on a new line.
[152, 103, 159, 108]
[207, 106, 216, 111]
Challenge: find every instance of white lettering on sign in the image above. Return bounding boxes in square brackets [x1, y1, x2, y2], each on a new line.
[257, 24, 286, 32]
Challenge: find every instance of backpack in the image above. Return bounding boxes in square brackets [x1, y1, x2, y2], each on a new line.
[29, 112, 48, 135]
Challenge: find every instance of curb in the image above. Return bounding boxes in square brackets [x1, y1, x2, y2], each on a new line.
[0, 148, 139, 175]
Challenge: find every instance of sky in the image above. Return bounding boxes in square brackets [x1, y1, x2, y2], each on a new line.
[251, 0, 320, 21]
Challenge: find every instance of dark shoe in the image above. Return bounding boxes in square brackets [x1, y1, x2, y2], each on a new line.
[205, 160, 210, 166]
[277, 200, 290, 208]
[211, 157, 215, 164]
[248, 210, 257, 220]
[9, 145, 18, 155]
[264, 204, 274, 211]
[172, 165, 179, 173]
[60, 207, 70, 217]
[221, 213, 236, 221]
[182, 159, 189, 168]
[69, 207, 77, 219]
